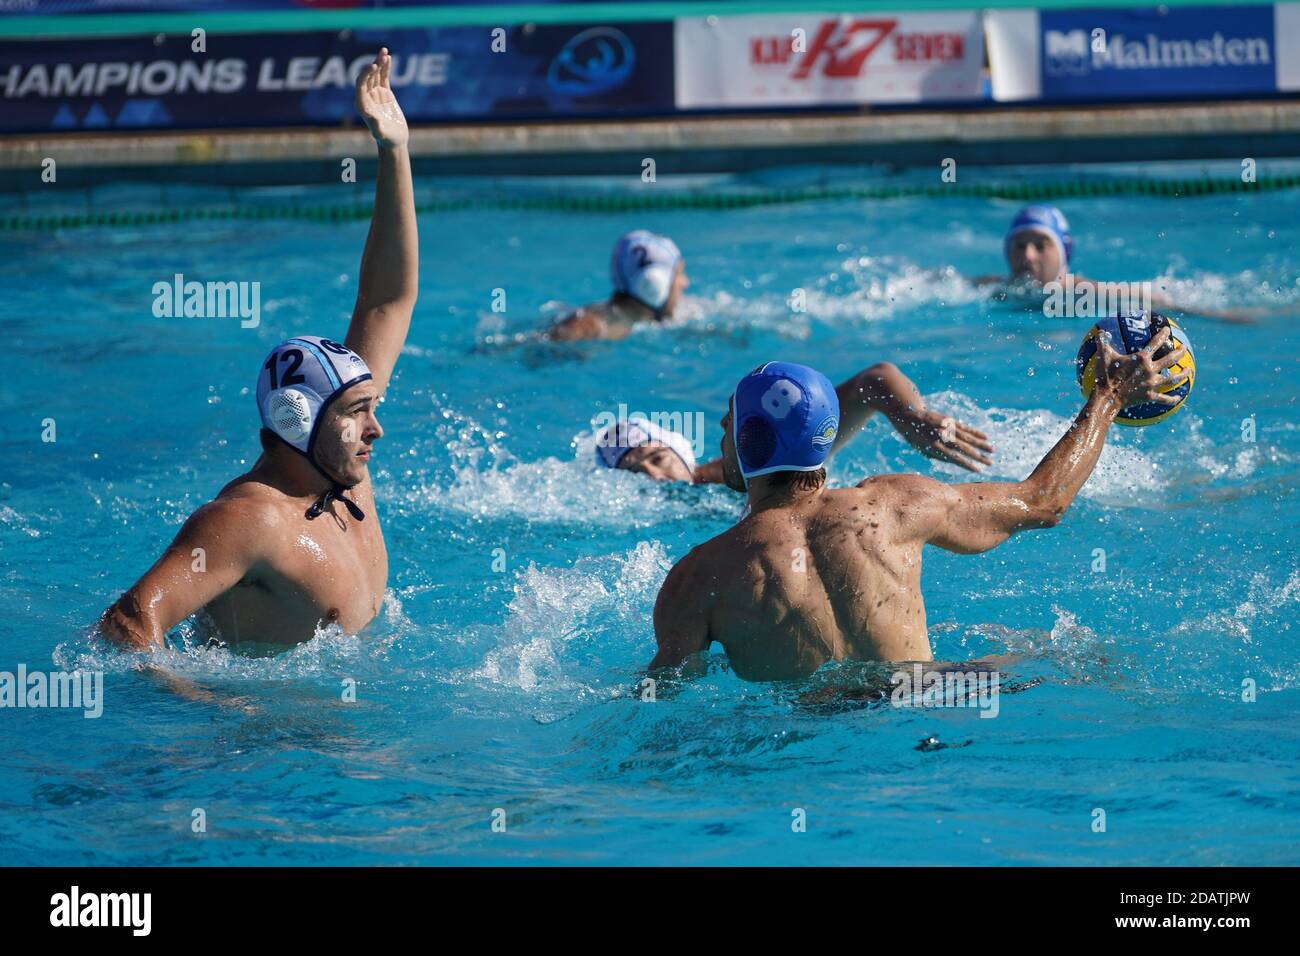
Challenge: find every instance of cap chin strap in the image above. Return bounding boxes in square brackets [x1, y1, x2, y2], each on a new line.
[305, 484, 365, 522]
[304, 453, 365, 522]
[268, 430, 366, 522]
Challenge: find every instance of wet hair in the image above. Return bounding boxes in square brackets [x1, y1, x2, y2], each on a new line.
[765, 468, 826, 492]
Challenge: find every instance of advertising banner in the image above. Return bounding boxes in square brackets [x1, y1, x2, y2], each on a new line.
[0, 21, 674, 131]
[674, 11, 985, 109]
[0, 1, 607, 14]
[987, 5, 1300, 101]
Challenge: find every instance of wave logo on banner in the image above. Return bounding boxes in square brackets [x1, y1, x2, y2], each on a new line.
[749, 18, 966, 80]
[547, 27, 636, 96]
[1043, 29, 1090, 76]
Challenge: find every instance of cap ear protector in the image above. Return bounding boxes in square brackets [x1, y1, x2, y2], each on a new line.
[256, 336, 372, 481]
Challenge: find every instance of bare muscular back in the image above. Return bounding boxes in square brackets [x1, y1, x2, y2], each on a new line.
[691, 483, 931, 681]
[653, 328, 1180, 682]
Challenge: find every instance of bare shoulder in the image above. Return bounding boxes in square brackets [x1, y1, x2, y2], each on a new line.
[658, 535, 726, 603]
[854, 472, 949, 501]
[851, 473, 959, 537]
[191, 478, 293, 538]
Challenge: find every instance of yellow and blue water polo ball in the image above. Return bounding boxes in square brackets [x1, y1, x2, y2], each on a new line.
[1075, 311, 1196, 426]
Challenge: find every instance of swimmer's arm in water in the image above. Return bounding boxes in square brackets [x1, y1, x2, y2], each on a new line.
[834, 362, 994, 472]
[1147, 286, 1265, 326]
[649, 547, 713, 676]
[97, 500, 275, 651]
[545, 305, 612, 342]
[880, 327, 1187, 553]
[691, 457, 726, 485]
[1068, 277, 1260, 326]
[344, 48, 418, 399]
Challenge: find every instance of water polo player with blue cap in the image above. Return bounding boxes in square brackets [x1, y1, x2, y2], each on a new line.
[98, 47, 419, 651]
[727, 362, 841, 491]
[593, 361, 993, 488]
[650, 337, 1185, 681]
[977, 203, 1259, 323]
[546, 230, 690, 341]
[1005, 204, 1073, 284]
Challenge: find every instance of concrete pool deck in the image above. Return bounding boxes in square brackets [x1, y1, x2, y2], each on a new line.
[2, 100, 1299, 190]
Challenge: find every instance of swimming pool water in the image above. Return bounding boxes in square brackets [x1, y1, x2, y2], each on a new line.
[2, 164, 1298, 865]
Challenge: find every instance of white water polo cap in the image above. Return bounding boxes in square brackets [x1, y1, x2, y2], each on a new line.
[595, 415, 697, 474]
[610, 230, 682, 313]
[256, 336, 373, 462]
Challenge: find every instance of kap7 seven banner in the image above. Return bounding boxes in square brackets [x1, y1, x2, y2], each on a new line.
[674, 12, 985, 109]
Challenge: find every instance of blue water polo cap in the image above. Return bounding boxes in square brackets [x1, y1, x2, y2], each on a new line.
[610, 230, 682, 313]
[732, 361, 839, 485]
[1006, 204, 1073, 266]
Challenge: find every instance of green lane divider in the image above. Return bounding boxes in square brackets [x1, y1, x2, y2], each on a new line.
[0, 0, 1267, 40]
[3, 174, 1294, 232]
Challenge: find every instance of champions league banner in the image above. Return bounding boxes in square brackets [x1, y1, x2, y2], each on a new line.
[986, 3, 1300, 102]
[1, 0, 686, 11]
[0, 1, 594, 12]
[0, 22, 674, 132]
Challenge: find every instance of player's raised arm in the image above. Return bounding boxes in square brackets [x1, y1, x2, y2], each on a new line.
[345, 47, 418, 399]
[834, 361, 994, 472]
[882, 327, 1187, 554]
[98, 500, 275, 651]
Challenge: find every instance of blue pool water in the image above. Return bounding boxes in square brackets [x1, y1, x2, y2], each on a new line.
[2, 164, 1298, 865]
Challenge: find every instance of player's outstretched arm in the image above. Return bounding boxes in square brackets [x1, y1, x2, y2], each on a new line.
[834, 361, 994, 472]
[879, 327, 1187, 554]
[346, 47, 418, 399]
[690, 362, 994, 486]
[1071, 278, 1260, 326]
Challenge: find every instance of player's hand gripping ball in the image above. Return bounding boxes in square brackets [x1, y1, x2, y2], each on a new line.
[1076, 311, 1196, 425]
